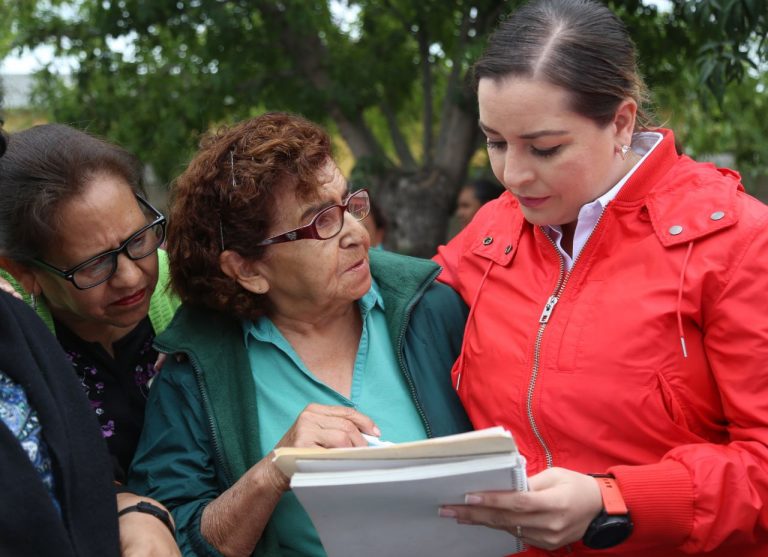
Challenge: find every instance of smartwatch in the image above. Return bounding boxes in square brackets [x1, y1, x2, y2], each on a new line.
[118, 501, 175, 536]
[582, 474, 633, 549]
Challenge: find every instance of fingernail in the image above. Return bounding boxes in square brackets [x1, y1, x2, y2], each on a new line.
[464, 494, 483, 505]
[438, 508, 457, 518]
[373, 425, 382, 437]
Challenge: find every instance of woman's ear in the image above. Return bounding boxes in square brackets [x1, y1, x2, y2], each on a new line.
[0, 257, 42, 296]
[218, 250, 270, 295]
[613, 98, 638, 146]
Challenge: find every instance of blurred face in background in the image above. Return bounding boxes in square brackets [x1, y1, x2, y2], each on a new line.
[455, 186, 484, 229]
[362, 212, 385, 248]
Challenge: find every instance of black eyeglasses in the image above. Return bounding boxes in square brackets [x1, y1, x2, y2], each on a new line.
[257, 189, 371, 246]
[33, 195, 167, 290]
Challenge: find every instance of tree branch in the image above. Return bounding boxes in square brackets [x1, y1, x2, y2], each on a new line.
[380, 94, 417, 171]
[254, 0, 387, 161]
[417, 19, 434, 168]
[436, 6, 472, 158]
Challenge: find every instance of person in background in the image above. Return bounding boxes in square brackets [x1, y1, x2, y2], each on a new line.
[0, 128, 179, 557]
[127, 112, 470, 557]
[0, 124, 180, 482]
[435, 0, 768, 555]
[361, 194, 388, 249]
[454, 177, 505, 229]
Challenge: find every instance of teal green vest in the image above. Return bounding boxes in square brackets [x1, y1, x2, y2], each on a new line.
[152, 249, 471, 556]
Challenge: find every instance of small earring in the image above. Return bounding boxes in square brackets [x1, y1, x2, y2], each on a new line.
[619, 144, 631, 160]
[30, 292, 37, 311]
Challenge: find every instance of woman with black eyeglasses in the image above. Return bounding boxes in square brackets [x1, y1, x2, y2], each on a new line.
[126, 112, 471, 557]
[0, 124, 180, 482]
[0, 126, 182, 555]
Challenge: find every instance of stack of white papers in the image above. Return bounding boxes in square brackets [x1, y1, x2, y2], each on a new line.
[273, 427, 528, 557]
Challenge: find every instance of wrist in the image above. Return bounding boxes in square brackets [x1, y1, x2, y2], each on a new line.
[262, 454, 291, 494]
[118, 500, 175, 537]
[582, 473, 633, 549]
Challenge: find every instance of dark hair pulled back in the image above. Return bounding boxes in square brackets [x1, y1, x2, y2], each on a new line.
[0, 124, 144, 263]
[474, 0, 653, 129]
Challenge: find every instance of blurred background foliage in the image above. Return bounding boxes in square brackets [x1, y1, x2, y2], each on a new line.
[0, 0, 766, 255]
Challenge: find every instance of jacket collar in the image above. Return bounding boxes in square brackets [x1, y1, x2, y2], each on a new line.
[465, 128, 744, 258]
[469, 193, 526, 267]
[368, 249, 441, 347]
[625, 129, 743, 247]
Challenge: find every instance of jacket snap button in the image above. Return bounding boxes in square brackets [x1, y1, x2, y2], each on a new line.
[483, 236, 493, 245]
[504, 245, 512, 254]
[669, 225, 683, 235]
[710, 211, 725, 221]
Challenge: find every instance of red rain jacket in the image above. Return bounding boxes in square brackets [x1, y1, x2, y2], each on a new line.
[435, 129, 768, 556]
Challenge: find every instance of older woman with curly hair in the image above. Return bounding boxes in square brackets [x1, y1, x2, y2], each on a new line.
[127, 112, 471, 557]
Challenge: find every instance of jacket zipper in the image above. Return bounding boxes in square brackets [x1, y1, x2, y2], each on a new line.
[153, 337, 237, 483]
[395, 268, 442, 439]
[529, 212, 607, 469]
[188, 352, 235, 487]
[529, 236, 565, 469]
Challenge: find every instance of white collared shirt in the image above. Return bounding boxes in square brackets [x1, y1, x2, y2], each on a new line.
[546, 131, 663, 269]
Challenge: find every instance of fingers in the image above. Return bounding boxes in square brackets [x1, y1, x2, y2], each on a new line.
[0, 279, 23, 300]
[306, 403, 380, 436]
[439, 496, 570, 551]
[154, 353, 168, 372]
[276, 404, 380, 450]
[438, 468, 603, 551]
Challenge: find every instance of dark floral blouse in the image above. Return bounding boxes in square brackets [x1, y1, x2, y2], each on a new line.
[0, 369, 60, 513]
[54, 316, 158, 481]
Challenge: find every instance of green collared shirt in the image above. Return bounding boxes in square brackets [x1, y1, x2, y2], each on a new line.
[243, 279, 427, 557]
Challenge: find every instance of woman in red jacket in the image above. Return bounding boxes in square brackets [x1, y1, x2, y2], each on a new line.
[436, 0, 768, 555]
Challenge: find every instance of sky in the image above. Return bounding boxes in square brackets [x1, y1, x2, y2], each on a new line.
[0, 0, 674, 75]
[1, 44, 62, 74]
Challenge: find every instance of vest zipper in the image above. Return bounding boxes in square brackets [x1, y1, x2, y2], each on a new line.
[189, 353, 234, 486]
[395, 270, 441, 439]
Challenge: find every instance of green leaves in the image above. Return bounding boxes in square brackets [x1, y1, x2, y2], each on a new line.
[676, 0, 767, 105]
[2, 0, 766, 205]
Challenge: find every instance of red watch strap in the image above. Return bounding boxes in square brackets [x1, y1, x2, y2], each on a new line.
[594, 476, 628, 515]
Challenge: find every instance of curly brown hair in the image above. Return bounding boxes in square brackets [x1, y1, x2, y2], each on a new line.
[167, 112, 332, 319]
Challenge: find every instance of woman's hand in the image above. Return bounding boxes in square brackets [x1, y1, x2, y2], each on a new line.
[201, 404, 380, 557]
[439, 467, 603, 551]
[116, 492, 180, 557]
[266, 403, 381, 491]
[153, 353, 168, 373]
[0, 275, 22, 300]
[275, 403, 380, 450]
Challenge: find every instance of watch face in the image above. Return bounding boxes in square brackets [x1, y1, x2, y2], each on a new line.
[583, 513, 633, 549]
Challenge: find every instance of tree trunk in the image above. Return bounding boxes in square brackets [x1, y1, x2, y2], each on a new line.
[371, 100, 478, 257]
[375, 167, 455, 257]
